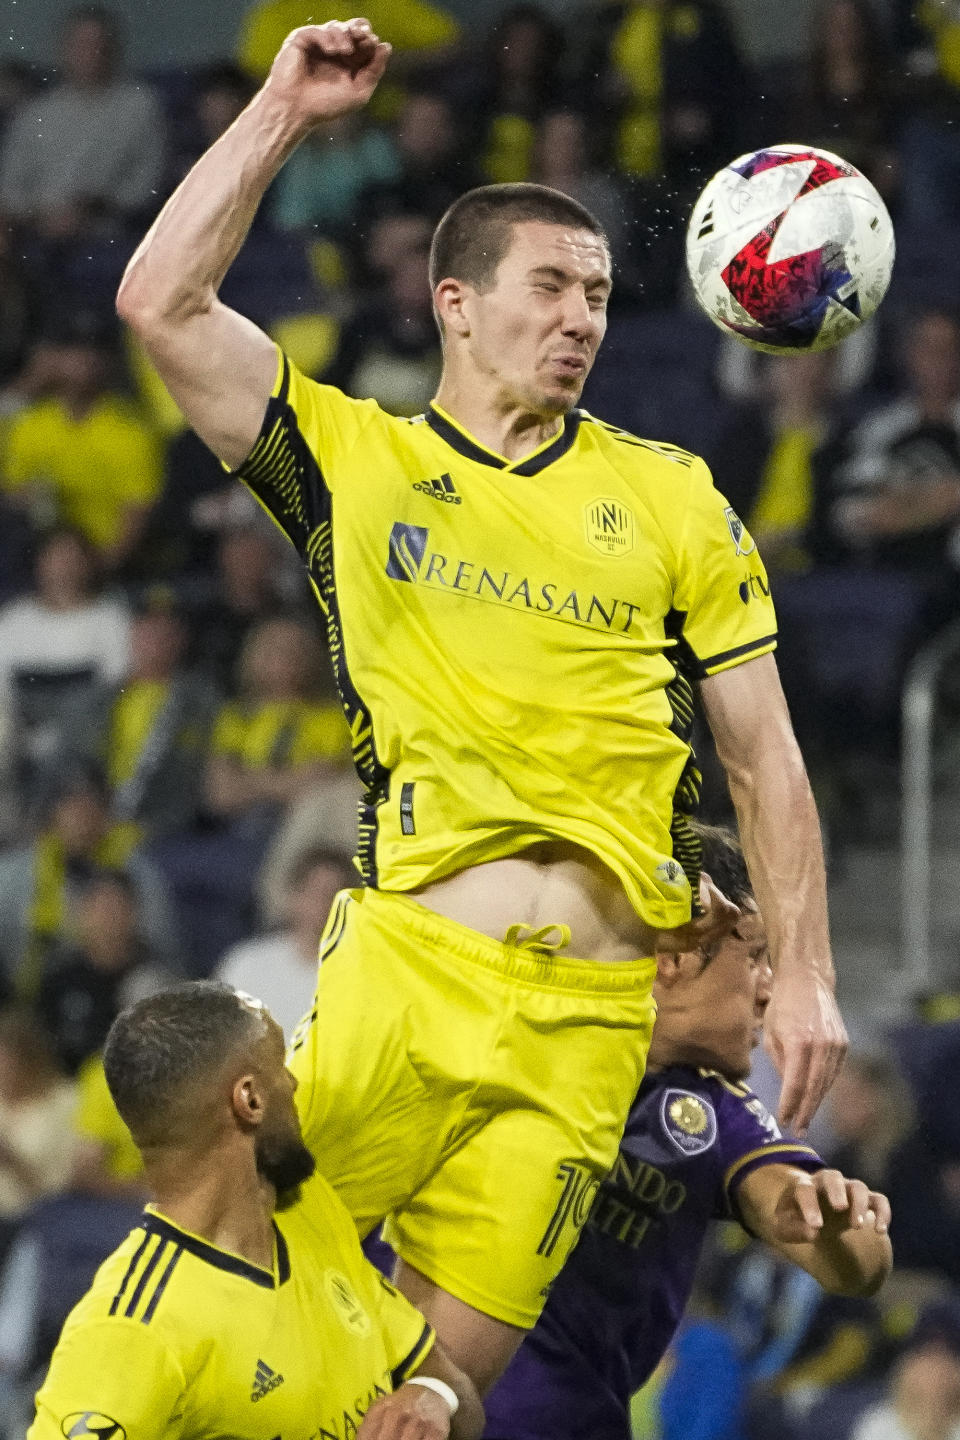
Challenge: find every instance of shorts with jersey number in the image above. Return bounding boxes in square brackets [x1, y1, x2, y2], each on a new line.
[288, 887, 658, 1329]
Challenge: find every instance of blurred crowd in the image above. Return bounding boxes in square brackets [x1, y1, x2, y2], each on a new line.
[1, 0, 960, 1436]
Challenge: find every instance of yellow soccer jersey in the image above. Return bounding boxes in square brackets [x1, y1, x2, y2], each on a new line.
[30, 1172, 433, 1440]
[237, 351, 777, 928]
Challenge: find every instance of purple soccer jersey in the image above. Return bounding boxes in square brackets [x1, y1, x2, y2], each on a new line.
[481, 1065, 822, 1440]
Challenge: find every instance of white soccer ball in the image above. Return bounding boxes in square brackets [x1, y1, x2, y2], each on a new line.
[685, 144, 895, 354]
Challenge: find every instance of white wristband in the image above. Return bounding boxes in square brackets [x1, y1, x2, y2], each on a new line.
[405, 1375, 460, 1416]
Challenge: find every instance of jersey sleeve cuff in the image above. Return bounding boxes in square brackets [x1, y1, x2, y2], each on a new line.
[390, 1321, 436, 1389]
[698, 634, 778, 677]
[724, 1144, 823, 1228]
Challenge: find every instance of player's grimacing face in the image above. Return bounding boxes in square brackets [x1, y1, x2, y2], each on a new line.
[466, 221, 611, 416]
[693, 909, 772, 1079]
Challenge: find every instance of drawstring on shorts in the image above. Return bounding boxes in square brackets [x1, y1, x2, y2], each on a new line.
[503, 922, 572, 954]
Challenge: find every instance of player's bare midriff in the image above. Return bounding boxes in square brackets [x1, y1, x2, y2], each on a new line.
[409, 840, 660, 961]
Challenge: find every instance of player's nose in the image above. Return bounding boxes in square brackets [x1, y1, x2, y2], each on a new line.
[559, 288, 595, 340]
[756, 963, 774, 1005]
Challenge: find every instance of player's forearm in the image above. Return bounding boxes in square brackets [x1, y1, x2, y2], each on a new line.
[117, 88, 308, 327]
[726, 735, 833, 985]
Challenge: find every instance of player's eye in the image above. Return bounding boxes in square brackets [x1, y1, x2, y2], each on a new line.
[535, 281, 560, 292]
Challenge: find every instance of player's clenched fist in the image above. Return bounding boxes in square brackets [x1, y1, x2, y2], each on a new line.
[358, 1381, 452, 1438]
[264, 19, 391, 125]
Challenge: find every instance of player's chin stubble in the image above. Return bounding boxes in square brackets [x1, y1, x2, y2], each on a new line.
[257, 1134, 317, 1206]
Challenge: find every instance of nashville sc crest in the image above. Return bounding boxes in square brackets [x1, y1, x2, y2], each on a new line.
[585, 498, 636, 557]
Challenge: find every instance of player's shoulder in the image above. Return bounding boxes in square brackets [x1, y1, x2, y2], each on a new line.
[577, 409, 705, 477]
[281, 352, 422, 435]
[640, 1066, 783, 1157]
[696, 1068, 781, 1137]
[59, 1216, 187, 1342]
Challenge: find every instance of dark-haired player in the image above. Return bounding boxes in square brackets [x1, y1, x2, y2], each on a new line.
[482, 828, 891, 1439]
[116, 17, 845, 1393]
[28, 982, 483, 1440]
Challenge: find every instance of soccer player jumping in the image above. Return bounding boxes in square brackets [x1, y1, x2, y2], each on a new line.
[117, 18, 847, 1397]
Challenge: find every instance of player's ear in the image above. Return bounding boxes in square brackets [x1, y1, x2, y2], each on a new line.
[232, 1071, 265, 1127]
[434, 278, 471, 338]
[655, 950, 683, 987]
[654, 950, 702, 987]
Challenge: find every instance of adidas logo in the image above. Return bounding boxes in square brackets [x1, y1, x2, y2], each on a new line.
[251, 1359, 284, 1402]
[412, 473, 461, 504]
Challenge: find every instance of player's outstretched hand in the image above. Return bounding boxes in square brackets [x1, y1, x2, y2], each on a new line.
[655, 872, 740, 955]
[358, 1382, 451, 1438]
[764, 967, 847, 1136]
[771, 1169, 891, 1246]
[264, 19, 391, 125]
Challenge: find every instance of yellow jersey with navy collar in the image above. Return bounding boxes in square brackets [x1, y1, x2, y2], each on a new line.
[29, 1171, 433, 1440]
[236, 350, 776, 929]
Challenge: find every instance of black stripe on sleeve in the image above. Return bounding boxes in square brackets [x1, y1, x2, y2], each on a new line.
[109, 1229, 151, 1316]
[125, 1236, 169, 1318]
[699, 633, 778, 674]
[390, 1322, 435, 1388]
[141, 1244, 183, 1324]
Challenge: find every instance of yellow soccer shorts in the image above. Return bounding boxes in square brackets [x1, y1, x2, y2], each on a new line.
[288, 886, 657, 1328]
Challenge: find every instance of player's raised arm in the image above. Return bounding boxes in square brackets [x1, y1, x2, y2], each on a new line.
[699, 652, 848, 1134]
[737, 1164, 892, 1298]
[116, 20, 391, 469]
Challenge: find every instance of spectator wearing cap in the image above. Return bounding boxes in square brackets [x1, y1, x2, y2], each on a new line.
[0, 527, 131, 825]
[0, 767, 176, 1002]
[0, 5, 164, 243]
[0, 314, 162, 575]
[215, 846, 354, 1038]
[76, 588, 219, 843]
[36, 870, 174, 1076]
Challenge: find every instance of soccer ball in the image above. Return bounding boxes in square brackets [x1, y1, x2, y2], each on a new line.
[685, 144, 895, 354]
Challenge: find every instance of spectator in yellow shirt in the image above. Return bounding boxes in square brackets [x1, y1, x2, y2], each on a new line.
[237, 0, 460, 115]
[1, 315, 162, 574]
[149, 616, 351, 974]
[69, 1051, 144, 1196]
[206, 614, 350, 817]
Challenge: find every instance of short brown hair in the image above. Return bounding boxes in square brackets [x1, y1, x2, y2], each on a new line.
[429, 183, 608, 293]
[693, 823, 754, 911]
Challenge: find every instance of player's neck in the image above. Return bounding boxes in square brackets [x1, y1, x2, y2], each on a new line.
[432, 375, 564, 463]
[647, 1024, 721, 1075]
[146, 1149, 277, 1270]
